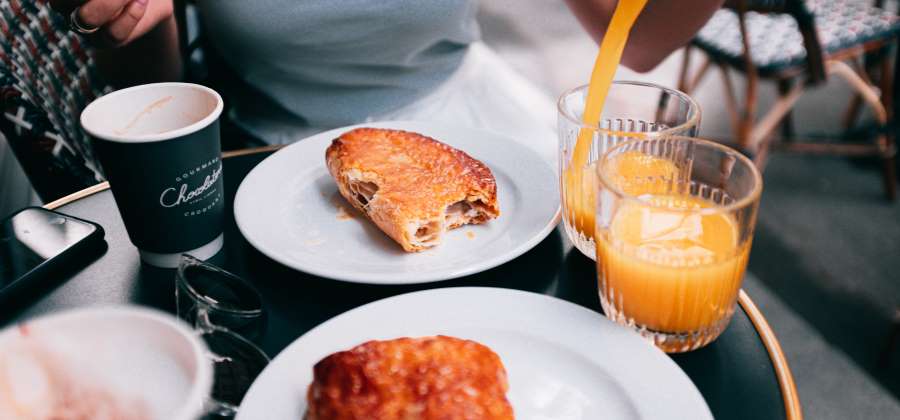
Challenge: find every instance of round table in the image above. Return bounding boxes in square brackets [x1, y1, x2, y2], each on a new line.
[5, 147, 801, 420]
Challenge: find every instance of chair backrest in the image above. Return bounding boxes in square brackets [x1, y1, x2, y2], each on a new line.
[0, 0, 109, 201]
[728, 0, 827, 84]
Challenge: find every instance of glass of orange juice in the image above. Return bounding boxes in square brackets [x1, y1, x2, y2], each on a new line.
[594, 136, 762, 353]
[559, 81, 700, 260]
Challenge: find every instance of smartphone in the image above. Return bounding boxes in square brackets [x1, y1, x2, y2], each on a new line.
[0, 207, 105, 302]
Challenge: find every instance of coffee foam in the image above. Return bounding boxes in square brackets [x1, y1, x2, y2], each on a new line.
[0, 330, 150, 420]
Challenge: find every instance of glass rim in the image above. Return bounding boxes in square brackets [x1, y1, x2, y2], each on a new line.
[199, 326, 271, 363]
[596, 136, 763, 216]
[176, 254, 264, 317]
[557, 81, 702, 137]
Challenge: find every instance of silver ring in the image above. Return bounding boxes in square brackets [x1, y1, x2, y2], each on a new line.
[69, 7, 100, 35]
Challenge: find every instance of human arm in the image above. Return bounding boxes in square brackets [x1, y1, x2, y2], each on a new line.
[49, 0, 181, 87]
[563, 0, 724, 72]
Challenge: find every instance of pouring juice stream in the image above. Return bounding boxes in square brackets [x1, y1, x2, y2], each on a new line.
[563, 0, 651, 237]
[570, 0, 648, 167]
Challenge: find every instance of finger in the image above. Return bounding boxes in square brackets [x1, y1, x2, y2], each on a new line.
[78, 0, 130, 28]
[103, 0, 147, 46]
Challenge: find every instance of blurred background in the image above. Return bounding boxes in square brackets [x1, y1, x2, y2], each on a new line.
[2, 1, 899, 417]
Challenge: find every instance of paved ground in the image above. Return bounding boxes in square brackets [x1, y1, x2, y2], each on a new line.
[479, 1, 900, 417]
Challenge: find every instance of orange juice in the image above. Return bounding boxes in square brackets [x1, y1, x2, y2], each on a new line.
[596, 194, 749, 337]
[562, 162, 599, 237]
[571, 0, 648, 167]
[563, 151, 679, 238]
[563, 0, 648, 242]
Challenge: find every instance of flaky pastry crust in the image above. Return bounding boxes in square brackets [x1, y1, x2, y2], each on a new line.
[325, 128, 499, 251]
[306, 336, 514, 420]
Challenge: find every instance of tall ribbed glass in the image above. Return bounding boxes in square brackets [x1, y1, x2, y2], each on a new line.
[558, 81, 700, 259]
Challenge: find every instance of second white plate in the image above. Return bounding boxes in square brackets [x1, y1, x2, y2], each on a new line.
[234, 121, 560, 284]
[237, 287, 713, 420]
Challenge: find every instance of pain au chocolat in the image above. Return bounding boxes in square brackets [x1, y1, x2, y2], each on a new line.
[325, 128, 500, 252]
[305, 336, 514, 420]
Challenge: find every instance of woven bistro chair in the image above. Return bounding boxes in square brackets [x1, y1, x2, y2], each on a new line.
[0, 0, 110, 202]
[678, 0, 900, 200]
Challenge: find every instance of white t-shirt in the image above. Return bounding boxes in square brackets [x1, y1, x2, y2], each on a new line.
[196, 0, 480, 140]
[195, 1, 556, 158]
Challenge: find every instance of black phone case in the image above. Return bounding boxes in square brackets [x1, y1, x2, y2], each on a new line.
[0, 207, 107, 310]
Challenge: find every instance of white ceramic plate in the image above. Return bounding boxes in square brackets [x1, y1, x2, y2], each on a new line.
[237, 287, 712, 420]
[234, 121, 560, 284]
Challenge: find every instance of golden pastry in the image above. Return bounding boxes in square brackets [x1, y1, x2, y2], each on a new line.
[306, 336, 514, 420]
[325, 128, 499, 252]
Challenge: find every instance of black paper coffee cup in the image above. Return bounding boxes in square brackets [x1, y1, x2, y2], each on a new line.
[81, 83, 225, 268]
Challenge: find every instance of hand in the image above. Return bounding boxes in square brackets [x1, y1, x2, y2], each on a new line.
[50, 0, 173, 47]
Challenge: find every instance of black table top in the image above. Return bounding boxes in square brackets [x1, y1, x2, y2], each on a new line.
[4, 149, 799, 420]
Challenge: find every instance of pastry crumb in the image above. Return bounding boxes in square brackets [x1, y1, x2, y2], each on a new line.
[336, 206, 353, 220]
[304, 238, 326, 247]
[466, 231, 476, 239]
[329, 193, 345, 207]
